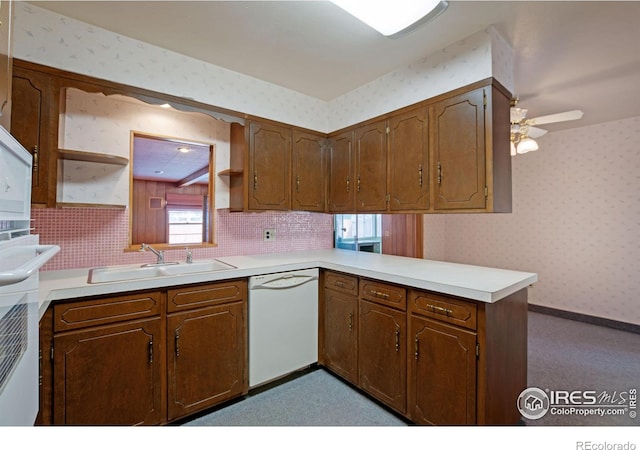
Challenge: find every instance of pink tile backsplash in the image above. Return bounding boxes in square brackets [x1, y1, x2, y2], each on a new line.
[32, 208, 334, 271]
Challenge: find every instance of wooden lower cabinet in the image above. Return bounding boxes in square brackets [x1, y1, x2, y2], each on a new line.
[408, 316, 477, 425]
[53, 317, 164, 425]
[319, 270, 528, 426]
[167, 300, 246, 421]
[358, 299, 407, 414]
[321, 287, 358, 385]
[42, 280, 248, 425]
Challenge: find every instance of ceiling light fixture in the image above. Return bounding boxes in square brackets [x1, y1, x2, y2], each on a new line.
[331, 0, 448, 38]
[177, 147, 190, 153]
[510, 124, 539, 156]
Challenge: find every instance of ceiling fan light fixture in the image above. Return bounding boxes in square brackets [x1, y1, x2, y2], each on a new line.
[331, 0, 448, 37]
[516, 137, 539, 154]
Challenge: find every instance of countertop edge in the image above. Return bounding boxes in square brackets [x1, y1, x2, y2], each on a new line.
[38, 250, 538, 319]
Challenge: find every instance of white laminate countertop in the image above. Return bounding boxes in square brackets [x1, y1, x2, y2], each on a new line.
[38, 249, 538, 318]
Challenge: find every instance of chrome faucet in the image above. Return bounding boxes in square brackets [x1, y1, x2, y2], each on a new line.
[140, 243, 165, 265]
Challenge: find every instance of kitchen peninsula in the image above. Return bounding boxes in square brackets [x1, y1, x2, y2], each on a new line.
[37, 249, 536, 426]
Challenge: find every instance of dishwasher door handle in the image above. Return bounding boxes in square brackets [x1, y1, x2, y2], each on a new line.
[250, 274, 318, 290]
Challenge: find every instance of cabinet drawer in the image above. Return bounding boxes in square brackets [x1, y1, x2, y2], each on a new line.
[409, 290, 477, 330]
[324, 271, 358, 296]
[54, 291, 163, 332]
[360, 279, 406, 311]
[167, 280, 246, 313]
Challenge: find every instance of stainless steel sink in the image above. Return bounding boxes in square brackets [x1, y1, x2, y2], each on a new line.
[87, 259, 236, 284]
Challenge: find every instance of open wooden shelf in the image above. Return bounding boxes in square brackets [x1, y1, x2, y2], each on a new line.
[59, 148, 129, 166]
[57, 202, 127, 209]
[217, 168, 244, 177]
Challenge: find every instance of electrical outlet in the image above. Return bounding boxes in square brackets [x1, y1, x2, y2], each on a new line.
[263, 228, 276, 241]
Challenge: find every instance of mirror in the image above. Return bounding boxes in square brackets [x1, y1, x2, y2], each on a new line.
[60, 87, 234, 250]
[130, 133, 214, 247]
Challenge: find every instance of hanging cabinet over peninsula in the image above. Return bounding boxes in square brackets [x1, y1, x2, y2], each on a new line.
[327, 79, 512, 214]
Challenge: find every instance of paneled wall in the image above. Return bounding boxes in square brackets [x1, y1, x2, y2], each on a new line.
[131, 180, 209, 245]
[424, 116, 640, 325]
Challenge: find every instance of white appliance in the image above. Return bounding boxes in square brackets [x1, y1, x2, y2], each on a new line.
[0, 125, 59, 425]
[248, 268, 319, 388]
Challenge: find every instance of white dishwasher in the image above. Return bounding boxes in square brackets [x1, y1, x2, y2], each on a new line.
[248, 268, 319, 388]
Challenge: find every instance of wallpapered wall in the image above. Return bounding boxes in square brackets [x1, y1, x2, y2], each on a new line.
[14, 2, 511, 274]
[13, 3, 512, 133]
[60, 88, 232, 208]
[424, 116, 640, 325]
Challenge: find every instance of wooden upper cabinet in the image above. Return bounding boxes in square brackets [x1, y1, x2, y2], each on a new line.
[328, 130, 355, 212]
[11, 64, 59, 206]
[292, 130, 326, 212]
[431, 87, 486, 211]
[247, 120, 291, 210]
[355, 121, 387, 212]
[388, 107, 429, 211]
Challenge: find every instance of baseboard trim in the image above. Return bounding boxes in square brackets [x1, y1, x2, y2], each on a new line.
[528, 304, 640, 334]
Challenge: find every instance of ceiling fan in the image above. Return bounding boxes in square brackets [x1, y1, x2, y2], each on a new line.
[510, 98, 583, 155]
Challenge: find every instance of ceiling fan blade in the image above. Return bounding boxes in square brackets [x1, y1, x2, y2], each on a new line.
[527, 126, 548, 139]
[529, 110, 583, 126]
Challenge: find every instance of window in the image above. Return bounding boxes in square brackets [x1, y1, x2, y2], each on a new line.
[334, 214, 382, 253]
[166, 193, 205, 244]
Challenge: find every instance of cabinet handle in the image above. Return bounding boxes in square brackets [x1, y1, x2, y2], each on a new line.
[348, 312, 353, 332]
[414, 336, 420, 360]
[427, 303, 453, 316]
[148, 339, 154, 363]
[346, 176, 350, 192]
[253, 170, 258, 191]
[370, 290, 389, 299]
[33, 145, 39, 174]
[175, 331, 180, 357]
[296, 176, 300, 192]
[357, 175, 361, 192]
[335, 280, 345, 288]
[437, 162, 442, 185]
[395, 328, 400, 352]
[418, 164, 423, 187]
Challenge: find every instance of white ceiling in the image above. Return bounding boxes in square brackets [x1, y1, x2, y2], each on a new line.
[30, 0, 640, 136]
[132, 134, 211, 184]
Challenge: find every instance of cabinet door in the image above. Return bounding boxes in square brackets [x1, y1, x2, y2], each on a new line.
[167, 301, 246, 421]
[432, 88, 486, 210]
[10, 66, 59, 206]
[328, 130, 355, 212]
[53, 317, 163, 425]
[292, 130, 325, 212]
[355, 121, 387, 212]
[409, 315, 477, 425]
[322, 288, 358, 385]
[358, 299, 406, 414]
[388, 107, 429, 211]
[247, 120, 291, 210]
